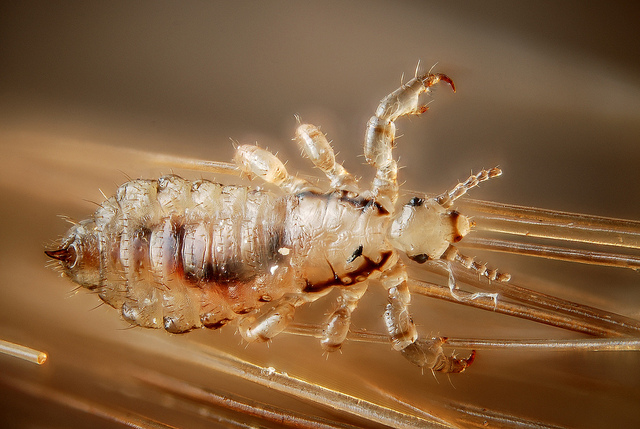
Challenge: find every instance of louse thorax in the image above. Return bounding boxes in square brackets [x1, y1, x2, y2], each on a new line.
[388, 196, 471, 262]
[45, 219, 101, 289]
[281, 190, 395, 290]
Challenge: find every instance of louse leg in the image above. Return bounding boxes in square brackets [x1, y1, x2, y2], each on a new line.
[321, 282, 368, 352]
[294, 123, 360, 194]
[436, 167, 503, 209]
[237, 291, 330, 343]
[442, 245, 511, 282]
[364, 72, 455, 211]
[380, 262, 474, 373]
[380, 262, 418, 351]
[237, 295, 300, 343]
[234, 145, 319, 194]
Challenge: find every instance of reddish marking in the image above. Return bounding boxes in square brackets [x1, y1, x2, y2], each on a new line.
[436, 73, 456, 93]
[45, 247, 75, 265]
[465, 350, 477, 367]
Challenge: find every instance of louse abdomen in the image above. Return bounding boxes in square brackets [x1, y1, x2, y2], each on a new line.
[62, 175, 290, 333]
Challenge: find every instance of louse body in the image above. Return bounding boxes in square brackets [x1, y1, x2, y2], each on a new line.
[47, 71, 508, 373]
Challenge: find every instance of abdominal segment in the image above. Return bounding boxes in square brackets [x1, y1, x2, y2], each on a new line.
[93, 175, 289, 333]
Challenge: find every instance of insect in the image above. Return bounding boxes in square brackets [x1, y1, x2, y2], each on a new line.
[45, 71, 511, 374]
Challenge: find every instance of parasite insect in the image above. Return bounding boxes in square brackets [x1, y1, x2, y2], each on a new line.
[46, 71, 509, 373]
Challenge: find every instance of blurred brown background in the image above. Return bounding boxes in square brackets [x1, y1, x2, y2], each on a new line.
[1, 1, 639, 427]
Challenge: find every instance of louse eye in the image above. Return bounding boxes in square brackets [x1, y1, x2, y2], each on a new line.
[45, 244, 78, 268]
[407, 197, 424, 207]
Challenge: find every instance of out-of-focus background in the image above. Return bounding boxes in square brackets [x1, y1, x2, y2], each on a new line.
[1, 1, 639, 427]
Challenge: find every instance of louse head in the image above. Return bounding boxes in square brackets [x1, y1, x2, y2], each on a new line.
[388, 196, 471, 263]
[45, 219, 101, 288]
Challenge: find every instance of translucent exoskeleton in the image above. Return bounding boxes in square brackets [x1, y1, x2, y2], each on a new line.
[45, 71, 512, 374]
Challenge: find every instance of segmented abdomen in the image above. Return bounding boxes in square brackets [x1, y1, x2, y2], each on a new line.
[92, 175, 287, 333]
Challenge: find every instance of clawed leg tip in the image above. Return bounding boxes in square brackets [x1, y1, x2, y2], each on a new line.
[449, 349, 476, 374]
[438, 74, 456, 92]
[466, 350, 477, 367]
